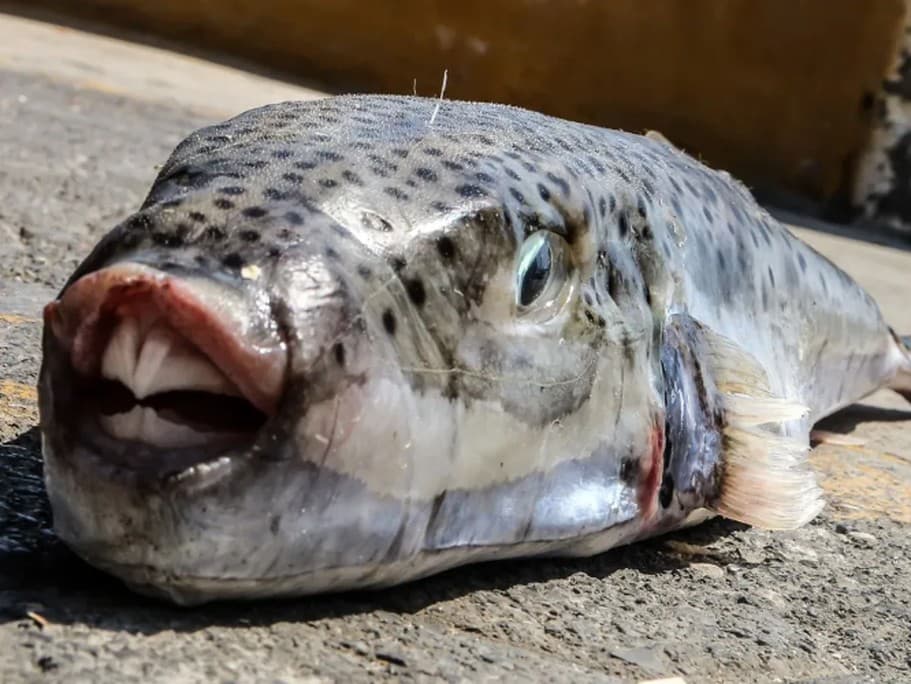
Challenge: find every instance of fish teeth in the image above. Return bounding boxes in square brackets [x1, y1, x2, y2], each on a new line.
[101, 319, 240, 399]
[99, 406, 215, 448]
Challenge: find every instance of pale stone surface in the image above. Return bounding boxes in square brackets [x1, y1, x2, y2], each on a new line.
[1, 14, 909, 683]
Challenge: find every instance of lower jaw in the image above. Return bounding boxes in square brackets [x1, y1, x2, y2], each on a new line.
[45, 410, 251, 486]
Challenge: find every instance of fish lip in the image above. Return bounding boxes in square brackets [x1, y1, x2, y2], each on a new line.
[44, 261, 287, 415]
[40, 261, 289, 483]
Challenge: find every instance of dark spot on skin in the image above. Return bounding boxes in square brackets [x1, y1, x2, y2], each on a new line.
[270, 515, 281, 534]
[223, 252, 244, 269]
[333, 343, 346, 367]
[605, 262, 621, 300]
[267, 246, 281, 258]
[295, 161, 317, 171]
[240, 230, 260, 243]
[750, 228, 760, 248]
[546, 172, 571, 197]
[509, 187, 527, 205]
[188, 211, 206, 223]
[456, 184, 486, 199]
[390, 256, 406, 272]
[717, 251, 726, 271]
[423, 147, 444, 157]
[384, 186, 409, 200]
[637, 196, 648, 218]
[392, 148, 409, 158]
[317, 151, 343, 162]
[476, 172, 495, 185]
[619, 457, 637, 484]
[587, 155, 606, 174]
[160, 198, 184, 208]
[319, 178, 338, 188]
[242, 207, 268, 218]
[437, 236, 456, 259]
[443, 160, 463, 171]
[798, 253, 807, 273]
[342, 170, 362, 185]
[641, 223, 652, 240]
[213, 198, 234, 210]
[768, 266, 776, 287]
[431, 201, 451, 213]
[505, 167, 521, 181]
[152, 231, 183, 247]
[537, 183, 551, 201]
[285, 211, 303, 225]
[382, 309, 397, 335]
[598, 197, 608, 218]
[702, 207, 713, 223]
[659, 472, 674, 508]
[204, 226, 225, 240]
[405, 278, 426, 306]
[357, 264, 372, 279]
[219, 186, 246, 196]
[618, 214, 629, 237]
[416, 167, 438, 182]
[272, 150, 293, 159]
[125, 214, 152, 232]
[264, 188, 287, 201]
[325, 246, 340, 260]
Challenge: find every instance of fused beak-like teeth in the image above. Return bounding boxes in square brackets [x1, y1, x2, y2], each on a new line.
[101, 317, 242, 400]
[44, 261, 286, 451]
[97, 317, 250, 447]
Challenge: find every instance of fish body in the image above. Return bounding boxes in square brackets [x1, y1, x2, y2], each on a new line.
[38, 95, 911, 604]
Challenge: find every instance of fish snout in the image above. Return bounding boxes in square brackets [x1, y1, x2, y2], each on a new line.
[41, 261, 288, 456]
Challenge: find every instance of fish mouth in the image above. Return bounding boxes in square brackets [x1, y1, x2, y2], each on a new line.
[42, 261, 287, 477]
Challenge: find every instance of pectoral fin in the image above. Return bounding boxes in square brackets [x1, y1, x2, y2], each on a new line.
[663, 314, 824, 531]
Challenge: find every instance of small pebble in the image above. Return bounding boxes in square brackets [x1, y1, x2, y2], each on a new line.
[847, 531, 877, 545]
[690, 562, 725, 579]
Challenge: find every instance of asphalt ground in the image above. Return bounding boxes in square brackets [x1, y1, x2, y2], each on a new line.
[1, 13, 909, 684]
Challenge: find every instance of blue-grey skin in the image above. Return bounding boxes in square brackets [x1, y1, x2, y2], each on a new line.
[38, 95, 911, 604]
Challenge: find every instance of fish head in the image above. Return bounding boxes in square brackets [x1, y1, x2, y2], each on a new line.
[39, 96, 670, 603]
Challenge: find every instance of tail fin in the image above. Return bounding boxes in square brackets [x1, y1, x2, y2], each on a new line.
[887, 330, 911, 402]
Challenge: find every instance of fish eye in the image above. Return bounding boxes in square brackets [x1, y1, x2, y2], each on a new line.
[514, 231, 572, 318]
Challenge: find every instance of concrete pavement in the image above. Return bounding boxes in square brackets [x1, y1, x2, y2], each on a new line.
[1, 13, 909, 684]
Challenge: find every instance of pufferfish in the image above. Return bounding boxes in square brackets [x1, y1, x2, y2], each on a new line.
[38, 95, 911, 604]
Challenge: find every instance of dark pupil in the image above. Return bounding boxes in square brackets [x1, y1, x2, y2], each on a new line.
[519, 242, 552, 306]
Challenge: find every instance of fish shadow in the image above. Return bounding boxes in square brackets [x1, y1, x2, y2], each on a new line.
[1, 398, 900, 635]
[813, 402, 911, 436]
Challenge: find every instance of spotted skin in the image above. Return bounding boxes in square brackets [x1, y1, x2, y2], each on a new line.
[39, 95, 910, 603]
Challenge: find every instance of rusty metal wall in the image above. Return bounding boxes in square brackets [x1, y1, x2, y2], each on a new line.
[1, 0, 906, 208]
